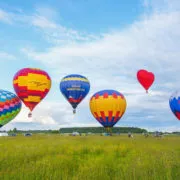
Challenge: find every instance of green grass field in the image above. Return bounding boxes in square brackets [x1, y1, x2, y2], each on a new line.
[0, 134, 179, 180]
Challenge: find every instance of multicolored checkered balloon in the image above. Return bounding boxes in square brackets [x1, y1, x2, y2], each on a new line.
[0, 89, 22, 127]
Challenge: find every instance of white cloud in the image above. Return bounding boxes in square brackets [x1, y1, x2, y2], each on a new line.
[1, 101, 74, 130]
[34, 6, 58, 20]
[22, 11, 180, 74]
[32, 15, 57, 29]
[0, 52, 16, 61]
[14, 102, 73, 125]
[0, 9, 12, 24]
[0, 7, 98, 44]
[21, 9, 180, 101]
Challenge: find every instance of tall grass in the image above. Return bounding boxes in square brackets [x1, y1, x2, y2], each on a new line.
[0, 134, 179, 180]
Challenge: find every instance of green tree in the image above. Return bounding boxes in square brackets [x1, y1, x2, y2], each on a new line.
[13, 128, 17, 133]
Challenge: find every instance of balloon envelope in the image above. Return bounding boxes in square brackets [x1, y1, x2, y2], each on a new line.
[0, 90, 22, 127]
[137, 69, 155, 92]
[169, 90, 180, 120]
[60, 74, 90, 113]
[13, 68, 51, 114]
[89, 90, 127, 127]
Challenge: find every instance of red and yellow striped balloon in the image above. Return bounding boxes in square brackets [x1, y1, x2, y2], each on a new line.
[13, 68, 51, 116]
[89, 90, 127, 129]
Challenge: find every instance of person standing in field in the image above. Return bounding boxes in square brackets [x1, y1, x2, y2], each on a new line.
[128, 132, 133, 138]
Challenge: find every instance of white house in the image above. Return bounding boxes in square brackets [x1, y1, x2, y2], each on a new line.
[72, 132, 80, 136]
[0, 132, 8, 136]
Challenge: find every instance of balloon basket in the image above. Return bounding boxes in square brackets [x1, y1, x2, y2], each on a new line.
[105, 127, 112, 136]
[73, 109, 76, 114]
[28, 112, 32, 118]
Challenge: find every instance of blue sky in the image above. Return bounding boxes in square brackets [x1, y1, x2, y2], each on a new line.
[0, 0, 180, 132]
[0, 0, 143, 31]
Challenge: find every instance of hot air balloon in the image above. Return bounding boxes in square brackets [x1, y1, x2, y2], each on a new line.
[137, 69, 155, 93]
[169, 90, 180, 120]
[89, 90, 127, 133]
[60, 74, 90, 114]
[13, 68, 51, 117]
[0, 90, 22, 127]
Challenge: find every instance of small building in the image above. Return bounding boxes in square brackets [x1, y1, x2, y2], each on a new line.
[0, 132, 8, 137]
[154, 131, 163, 137]
[71, 132, 80, 136]
[102, 132, 111, 136]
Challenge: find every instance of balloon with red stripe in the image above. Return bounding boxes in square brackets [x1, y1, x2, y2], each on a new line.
[89, 90, 127, 131]
[60, 74, 90, 114]
[13, 68, 51, 117]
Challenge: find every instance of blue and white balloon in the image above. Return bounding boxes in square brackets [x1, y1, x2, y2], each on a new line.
[169, 90, 180, 120]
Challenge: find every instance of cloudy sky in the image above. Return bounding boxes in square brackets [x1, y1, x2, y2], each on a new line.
[0, 0, 180, 132]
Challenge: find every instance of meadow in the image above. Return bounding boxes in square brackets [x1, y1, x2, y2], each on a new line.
[0, 134, 179, 180]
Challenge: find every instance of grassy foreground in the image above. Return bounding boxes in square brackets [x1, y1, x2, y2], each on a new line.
[0, 134, 179, 180]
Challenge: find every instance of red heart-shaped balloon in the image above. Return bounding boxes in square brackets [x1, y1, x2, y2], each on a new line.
[137, 69, 155, 93]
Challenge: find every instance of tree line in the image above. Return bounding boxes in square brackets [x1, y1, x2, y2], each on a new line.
[1, 127, 179, 134]
[59, 127, 148, 133]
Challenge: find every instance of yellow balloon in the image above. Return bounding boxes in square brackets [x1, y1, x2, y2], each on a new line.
[89, 90, 127, 127]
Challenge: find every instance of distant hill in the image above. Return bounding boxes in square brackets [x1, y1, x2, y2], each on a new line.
[59, 127, 148, 133]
